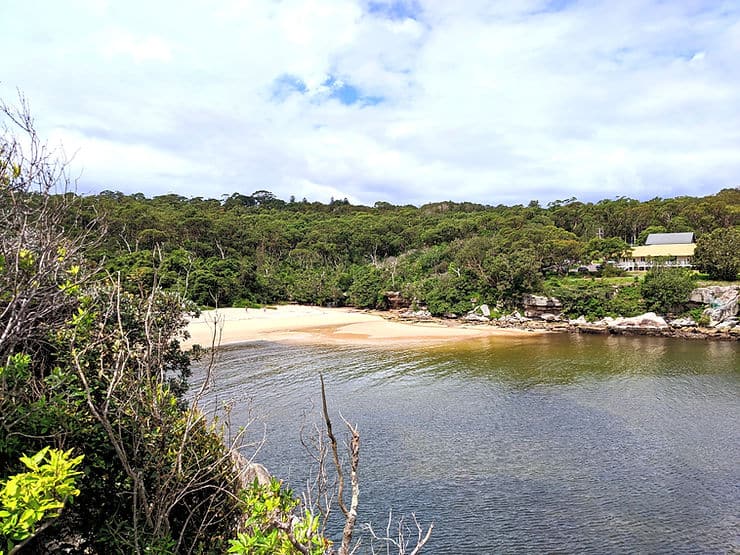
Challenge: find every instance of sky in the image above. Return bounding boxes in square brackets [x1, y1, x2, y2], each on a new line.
[1, 0, 739, 206]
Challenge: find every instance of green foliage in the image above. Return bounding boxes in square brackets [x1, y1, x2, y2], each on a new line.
[640, 267, 696, 314]
[232, 298, 265, 309]
[687, 307, 707, 325]
[1, 102, 275, 553]
[545, 278, 643, 320]
[0, 447, 83, 554]
[228, 479, 329, 555]
[68, 186, 739, 315]
[598, 263, 627, 278]
[0, 353, 31, 383]
[607, 284, 643, 317]
[584, 237, 629, 262]
[347, 265, 388, 308]
[421, 273, 477, 316]
[693, 227, 740, 281]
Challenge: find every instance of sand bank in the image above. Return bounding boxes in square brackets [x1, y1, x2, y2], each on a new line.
[183, 305, 538, 348]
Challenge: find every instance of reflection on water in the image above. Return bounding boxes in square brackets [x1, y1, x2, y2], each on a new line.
[191, 334, 739, 554]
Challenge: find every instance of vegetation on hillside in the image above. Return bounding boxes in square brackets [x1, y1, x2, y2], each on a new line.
[72, 185, 739, 315]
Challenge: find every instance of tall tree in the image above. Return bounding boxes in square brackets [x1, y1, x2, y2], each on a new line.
[693, 228, 740, 281]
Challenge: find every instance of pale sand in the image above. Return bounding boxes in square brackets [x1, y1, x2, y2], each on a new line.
[183, 305, 539, 348]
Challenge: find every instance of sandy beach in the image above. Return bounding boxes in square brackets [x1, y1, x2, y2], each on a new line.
[183, 305, 538, 348]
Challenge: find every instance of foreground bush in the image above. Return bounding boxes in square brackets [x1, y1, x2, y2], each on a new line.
[0, 447, 83, 554]
[0, 98, 245, 552]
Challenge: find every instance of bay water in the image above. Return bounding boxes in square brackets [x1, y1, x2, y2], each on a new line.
[191, 334, 739, 554]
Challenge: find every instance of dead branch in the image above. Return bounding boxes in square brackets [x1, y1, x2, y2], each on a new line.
[320, 374, 361, 555]
[321, 373, 348, 519]
[365, 512, 434, 555]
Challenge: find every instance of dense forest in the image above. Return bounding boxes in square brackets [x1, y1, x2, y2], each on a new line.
[75, 187, 740, 316]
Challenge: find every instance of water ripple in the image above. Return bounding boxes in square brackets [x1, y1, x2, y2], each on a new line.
[190, 335, 740, 554]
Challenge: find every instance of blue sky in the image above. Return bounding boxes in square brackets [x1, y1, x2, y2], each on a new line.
[1, 0, 739, 206]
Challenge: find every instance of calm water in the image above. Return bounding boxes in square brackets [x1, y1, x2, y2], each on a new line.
[191, 334, 739, 554]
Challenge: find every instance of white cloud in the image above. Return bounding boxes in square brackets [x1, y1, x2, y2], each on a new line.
[101, 29, 173, 62]
[1, 0, 739, 205]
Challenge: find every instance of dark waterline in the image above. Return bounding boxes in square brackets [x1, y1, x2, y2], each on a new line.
[191, 334, 739, 554]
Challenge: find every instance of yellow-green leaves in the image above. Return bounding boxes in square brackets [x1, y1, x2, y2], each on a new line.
[0, 447, 84, 554]
[0, 353, 31, 381]
[228, 478, 329, 555]
[17, 249, 35, 272]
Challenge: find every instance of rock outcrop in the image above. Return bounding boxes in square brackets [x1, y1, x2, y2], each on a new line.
[400, 308, 432, 320]
[463, 312, 489, 323]
[232, 451, 272, 489]
[669, 317, 697, 328]
[522, 294, 562, 318]
[464, 304, 492, 322]
[566, 312, 669, 336]
[383, 291, 410, 310]
[689, 286, 739, 327]
[610, 312, 668, 330]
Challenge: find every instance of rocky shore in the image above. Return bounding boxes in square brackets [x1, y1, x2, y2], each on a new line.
[388, 285, 740, 342]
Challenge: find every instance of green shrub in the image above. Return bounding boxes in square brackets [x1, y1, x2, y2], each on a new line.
[420, 274, 478, 316]
[347, 266, 388, 308]
[607, 285, 643, 317]
[232, 298, 262, 309]
[545, 279, 644, 320]
[640, 267, 695, 314]
[228, 479, 329, 555]
[688, 307, 704, 322]
[0, 447, 83, 554]
[598, 264, 627, 278]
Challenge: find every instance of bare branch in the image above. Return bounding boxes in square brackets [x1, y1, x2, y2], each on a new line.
[365, 512, 434, 555]
[321, 373, 348, 519]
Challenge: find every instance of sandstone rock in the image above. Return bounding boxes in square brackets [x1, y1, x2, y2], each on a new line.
[706, 291, 738, 326]
[232, 451, 272, 489]
[463, 312, 489, 323]
[715, 318, 738, 329]
[669, 317, 697, 328]
[689, 286, 730, 304]
[479, 304, 491, 317]
[500, 312, 529, 323]
[578, 323, 608, 334]
[690, 286, 740, 326]
[383, 291, 409, 310]
[242, 462, 272, 487]
[522, 294, 562, 318]
[522, 294, 562, 308]
[609, 312, 668, 329]
[541, 313, 559, 322]
[400, 309, 432, 319]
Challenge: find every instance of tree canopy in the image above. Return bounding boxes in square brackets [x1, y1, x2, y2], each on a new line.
[67, 186, 739, 314]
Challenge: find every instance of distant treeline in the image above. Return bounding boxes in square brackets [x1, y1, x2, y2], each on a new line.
[71, 188, 739, 313]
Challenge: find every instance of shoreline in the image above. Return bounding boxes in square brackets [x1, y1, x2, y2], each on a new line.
[382, 311, 740, 342]
[183, 306, 546, 349]
[184, 305, 740, 349]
